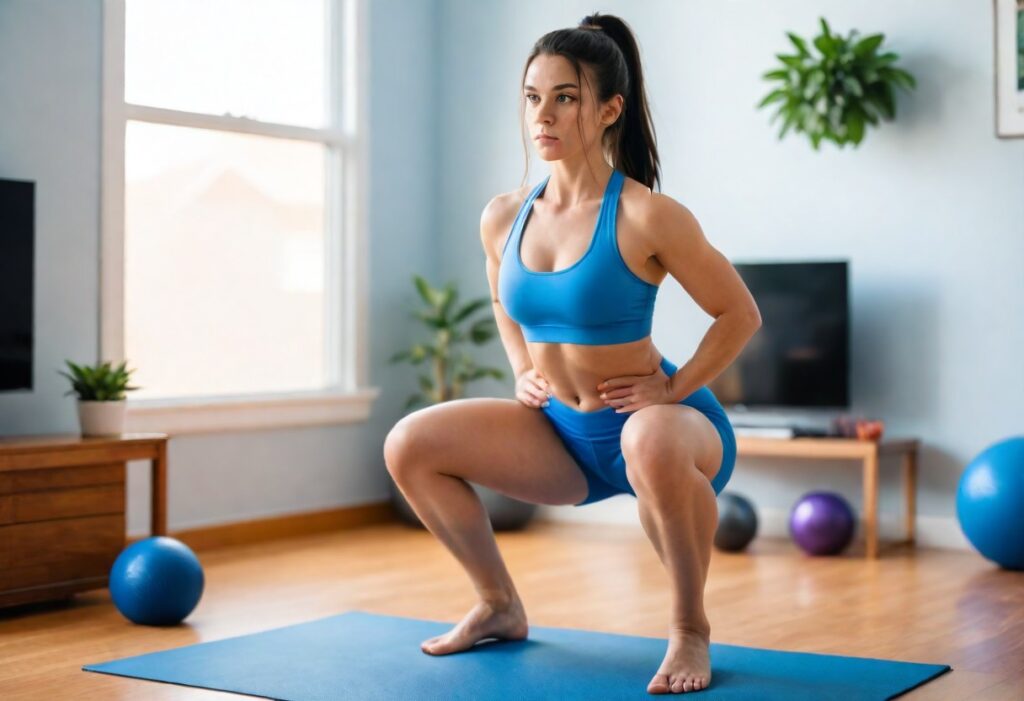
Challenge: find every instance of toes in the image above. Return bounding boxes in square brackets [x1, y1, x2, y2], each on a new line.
[421, 636, 448, 654]
[647, 673, 670, 693]
[668, 675, 701, 693]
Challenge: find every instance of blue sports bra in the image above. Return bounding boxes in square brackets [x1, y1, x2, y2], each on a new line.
[497, 168, 659, 345]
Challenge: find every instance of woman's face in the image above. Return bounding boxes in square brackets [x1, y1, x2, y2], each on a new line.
[523, 53, 620, 162]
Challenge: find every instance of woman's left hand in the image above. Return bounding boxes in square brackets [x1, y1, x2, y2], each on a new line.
[597, 366, 675, 413]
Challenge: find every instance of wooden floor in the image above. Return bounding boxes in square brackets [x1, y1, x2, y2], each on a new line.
[0, 518, 1021, 699]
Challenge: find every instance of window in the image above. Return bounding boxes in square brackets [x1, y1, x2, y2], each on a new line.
[101, 0, 377, 434]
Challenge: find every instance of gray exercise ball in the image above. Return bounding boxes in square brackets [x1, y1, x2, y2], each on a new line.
[388, 476, 537, 531]
[714, 491, 759, 552]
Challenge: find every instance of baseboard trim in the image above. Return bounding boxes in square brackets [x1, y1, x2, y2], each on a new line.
[125, 498, 973, 556]
[128, 502, 397, 552]
[535, 499, 973, 552]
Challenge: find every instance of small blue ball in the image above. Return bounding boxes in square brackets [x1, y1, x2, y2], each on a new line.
[109, 536, 204, 625]
[957, 436, 1024, 571]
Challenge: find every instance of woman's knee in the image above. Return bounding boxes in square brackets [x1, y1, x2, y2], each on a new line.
[383, 410, 437, 481]
[624, 407, 725, 485]
[621, 408, 700, 490]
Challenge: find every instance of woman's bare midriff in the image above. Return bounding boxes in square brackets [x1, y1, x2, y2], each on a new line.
[527, 336, 664, 412]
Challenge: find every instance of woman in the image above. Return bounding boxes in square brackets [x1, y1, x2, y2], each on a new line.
[384, 12, 761, 696]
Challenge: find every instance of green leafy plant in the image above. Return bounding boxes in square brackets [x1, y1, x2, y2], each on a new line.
[757, 17, 917, 149]
[58, 360, 140, 401]
[389, 275, 505, 410]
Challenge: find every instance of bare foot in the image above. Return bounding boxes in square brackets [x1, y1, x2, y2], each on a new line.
[421, 597, 529, 655]
[647, 629, 712, 694]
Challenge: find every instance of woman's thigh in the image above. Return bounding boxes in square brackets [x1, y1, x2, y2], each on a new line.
[383, 397, 590, 506]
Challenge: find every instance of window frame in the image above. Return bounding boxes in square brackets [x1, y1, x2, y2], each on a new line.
[100, 0, 377, 435]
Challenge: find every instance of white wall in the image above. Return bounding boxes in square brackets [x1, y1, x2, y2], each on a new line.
[436, 0, 1024, 547]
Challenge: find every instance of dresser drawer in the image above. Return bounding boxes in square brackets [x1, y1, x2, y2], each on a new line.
[0, 483, 125, 525]
[0, 514, 125, 583]
[1, 552, 120, 591]
[0, 463, 124, 494]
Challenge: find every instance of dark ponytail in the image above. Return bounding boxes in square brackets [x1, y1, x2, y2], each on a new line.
[520, 11, 661, 192]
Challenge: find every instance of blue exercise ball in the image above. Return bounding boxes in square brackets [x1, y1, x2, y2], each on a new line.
[789, 491, 856, 556]
[109, 536, 204, 625]
[956, 436, 1024, 571]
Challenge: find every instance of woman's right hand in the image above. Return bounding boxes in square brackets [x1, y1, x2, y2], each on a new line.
[515, 368, 551, 409]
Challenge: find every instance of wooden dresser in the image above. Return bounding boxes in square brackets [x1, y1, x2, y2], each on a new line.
[0, 432, 168, 609]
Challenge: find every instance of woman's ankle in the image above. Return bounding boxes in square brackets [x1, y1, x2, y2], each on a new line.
[479, 588, 521, 610]
[669, 622, 711, 642]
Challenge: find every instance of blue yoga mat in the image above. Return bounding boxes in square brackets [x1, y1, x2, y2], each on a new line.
[83, 610, 950, 700]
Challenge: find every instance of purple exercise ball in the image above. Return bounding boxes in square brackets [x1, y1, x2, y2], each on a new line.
[789, 491, 856, 555]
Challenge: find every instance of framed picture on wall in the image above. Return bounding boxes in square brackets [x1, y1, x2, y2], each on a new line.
[994, 0, 1024, 137]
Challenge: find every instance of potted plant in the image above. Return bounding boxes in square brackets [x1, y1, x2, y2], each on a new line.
[387, 275, 537, 530]
[58, 360, 140, 436]
[757, 17, 917, 150]
[389, 275, 506, 408]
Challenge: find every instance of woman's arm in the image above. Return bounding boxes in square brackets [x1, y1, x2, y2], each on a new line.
[646, 194, 762, 402]
[481, 195, 534, 381]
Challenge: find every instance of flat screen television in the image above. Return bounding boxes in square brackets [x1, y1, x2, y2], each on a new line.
[1, 178, 35, 392]
[708, 260, 849, 410]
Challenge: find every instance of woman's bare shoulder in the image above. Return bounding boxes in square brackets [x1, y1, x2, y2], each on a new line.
[479, 185, 531, 253]
[618, 175, 697, 232]
[619, 173, 660, 209]
[616, 174, 662, 241]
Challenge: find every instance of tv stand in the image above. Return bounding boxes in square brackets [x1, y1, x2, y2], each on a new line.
[733, 423, 831, 438]
[735, 436, 919, 559]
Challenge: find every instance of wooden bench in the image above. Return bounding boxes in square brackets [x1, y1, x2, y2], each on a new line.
[736, 436, 919, 559]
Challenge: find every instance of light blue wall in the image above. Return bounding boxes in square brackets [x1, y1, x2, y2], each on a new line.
[2, 0, 1021, 541]
[436, 0, 1024, 528]
[0, 0, 102, 424]
[0, 0, 439, 535]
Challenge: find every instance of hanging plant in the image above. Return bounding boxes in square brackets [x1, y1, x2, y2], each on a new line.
[757, 17, 917, 150]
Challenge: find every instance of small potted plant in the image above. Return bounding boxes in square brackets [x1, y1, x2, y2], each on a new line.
[58, 360, 140, 436]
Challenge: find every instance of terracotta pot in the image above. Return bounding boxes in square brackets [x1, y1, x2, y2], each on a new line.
[77, 399, 127, 437]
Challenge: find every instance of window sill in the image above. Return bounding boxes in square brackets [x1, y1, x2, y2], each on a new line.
[125, 387, 381, 436]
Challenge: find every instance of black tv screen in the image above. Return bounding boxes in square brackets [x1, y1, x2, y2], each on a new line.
[708, 261, 849, 410]
[0, 178, 34, 392]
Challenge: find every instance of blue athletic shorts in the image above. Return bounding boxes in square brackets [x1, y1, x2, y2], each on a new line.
[540, 355, 736, 506]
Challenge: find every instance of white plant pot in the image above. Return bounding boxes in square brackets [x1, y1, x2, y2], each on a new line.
[77, 399, 127, 437]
